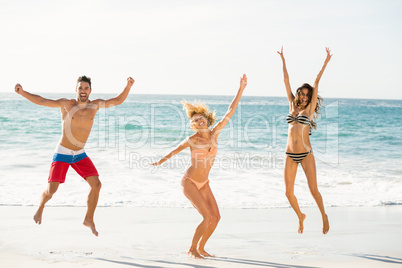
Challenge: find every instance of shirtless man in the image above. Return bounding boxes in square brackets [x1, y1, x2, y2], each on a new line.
[14, 75, 135, 236]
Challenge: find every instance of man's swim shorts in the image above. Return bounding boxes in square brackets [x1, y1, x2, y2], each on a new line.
[48, 144, 99, 183]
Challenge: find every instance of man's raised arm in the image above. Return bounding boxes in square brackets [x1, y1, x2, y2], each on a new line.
[95, 77, 135, 108]
[14, 84, 67, 108]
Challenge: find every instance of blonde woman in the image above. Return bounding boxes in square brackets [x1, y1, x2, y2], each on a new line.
[278, 47, 331, 234]
[151, 74, 247, 258]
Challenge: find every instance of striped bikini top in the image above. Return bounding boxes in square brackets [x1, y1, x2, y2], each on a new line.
[286, 114, 312, 135]
[286, 114, 311, 125]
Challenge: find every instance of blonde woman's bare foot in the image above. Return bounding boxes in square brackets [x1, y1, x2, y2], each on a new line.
[198, 249, 215, 257]
[322, 214, 329, 234]
[187, 249, 204, 259]
[83, 218, 99, 236]
[33, 208, 43, 225]
[298, 214, 306, 234]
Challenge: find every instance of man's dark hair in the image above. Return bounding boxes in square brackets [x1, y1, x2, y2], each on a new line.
[77, 75, 91, 88]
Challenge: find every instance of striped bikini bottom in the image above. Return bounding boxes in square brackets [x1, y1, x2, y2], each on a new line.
[286, 149, 313, 164]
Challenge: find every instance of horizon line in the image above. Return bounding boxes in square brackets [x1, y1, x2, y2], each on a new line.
[1, 91, 401, 101]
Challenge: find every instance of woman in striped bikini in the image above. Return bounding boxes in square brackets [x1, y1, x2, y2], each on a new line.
[277, 47, 332, 234]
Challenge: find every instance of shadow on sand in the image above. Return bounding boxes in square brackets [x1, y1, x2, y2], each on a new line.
[95, 257, 215, 268]
[212, 257, 320, 268]
[96, 256, 321, 268]
[351, 254, 402, 265]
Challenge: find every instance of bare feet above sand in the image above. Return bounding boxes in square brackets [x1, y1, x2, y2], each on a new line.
[33, 208, 43, 225]
[83, 218, 99, 236]
[198, 249, 215, 257]
[323, 214, 330, 234]
[298, 213, 306, 234]
[187, 248, 204, 259]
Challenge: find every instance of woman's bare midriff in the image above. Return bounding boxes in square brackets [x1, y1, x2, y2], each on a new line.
[185, 157, 215, 183]
[286, 123, 312, 153]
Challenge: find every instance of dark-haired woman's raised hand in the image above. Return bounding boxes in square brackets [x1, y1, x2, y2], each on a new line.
[324, 47, 332, 64]
[277, 46, 285, 59]
[277, 46, 293, 102]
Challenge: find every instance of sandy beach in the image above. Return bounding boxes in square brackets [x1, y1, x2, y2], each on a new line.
[0, 205, 401, 268]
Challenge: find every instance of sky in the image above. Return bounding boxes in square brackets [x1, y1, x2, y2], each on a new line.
[1, 0, 401, 99]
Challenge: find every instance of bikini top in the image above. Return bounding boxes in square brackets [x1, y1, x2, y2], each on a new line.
[286, 114, 312, 135]
[191, 147, 218, 159]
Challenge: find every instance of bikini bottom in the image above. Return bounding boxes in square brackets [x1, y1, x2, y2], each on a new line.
[183, 174, 209, 190]
[286, 149, 313, 164]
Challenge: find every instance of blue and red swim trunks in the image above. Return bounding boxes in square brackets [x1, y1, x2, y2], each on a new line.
[48, 144, 99, 183]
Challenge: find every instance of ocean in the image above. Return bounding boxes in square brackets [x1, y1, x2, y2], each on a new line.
[1, 93, 401, 208]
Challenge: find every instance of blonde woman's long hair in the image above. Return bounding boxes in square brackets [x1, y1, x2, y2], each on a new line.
[182, 100, 216, 129]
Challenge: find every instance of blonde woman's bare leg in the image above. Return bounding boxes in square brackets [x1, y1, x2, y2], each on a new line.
[300, 153, 329, 234]
[284, 156, 306, 233]
[182, 179, 213, 259]
[197, 183, 220, 257]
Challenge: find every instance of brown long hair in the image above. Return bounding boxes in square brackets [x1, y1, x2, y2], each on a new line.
[294, 83, 323, 129]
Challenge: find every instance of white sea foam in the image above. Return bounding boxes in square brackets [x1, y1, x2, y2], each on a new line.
[1, 145, 402, 208]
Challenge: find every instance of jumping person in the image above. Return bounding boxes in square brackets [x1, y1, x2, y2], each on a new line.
[151, 74, 247, 258]
[278, 47, 331, 234]
[14, 75, 135, 236]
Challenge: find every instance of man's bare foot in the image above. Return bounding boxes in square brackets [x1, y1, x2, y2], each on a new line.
[298, 213, 306, 234]
[197, 249, 215, 257]
[187, 249, 204, 259]
[83, 218, 99, 236]
[322, 214, 329, 234]
[33, 208, 43, 225]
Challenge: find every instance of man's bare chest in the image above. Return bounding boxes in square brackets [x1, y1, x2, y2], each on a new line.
[63, 105, 98, 122]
